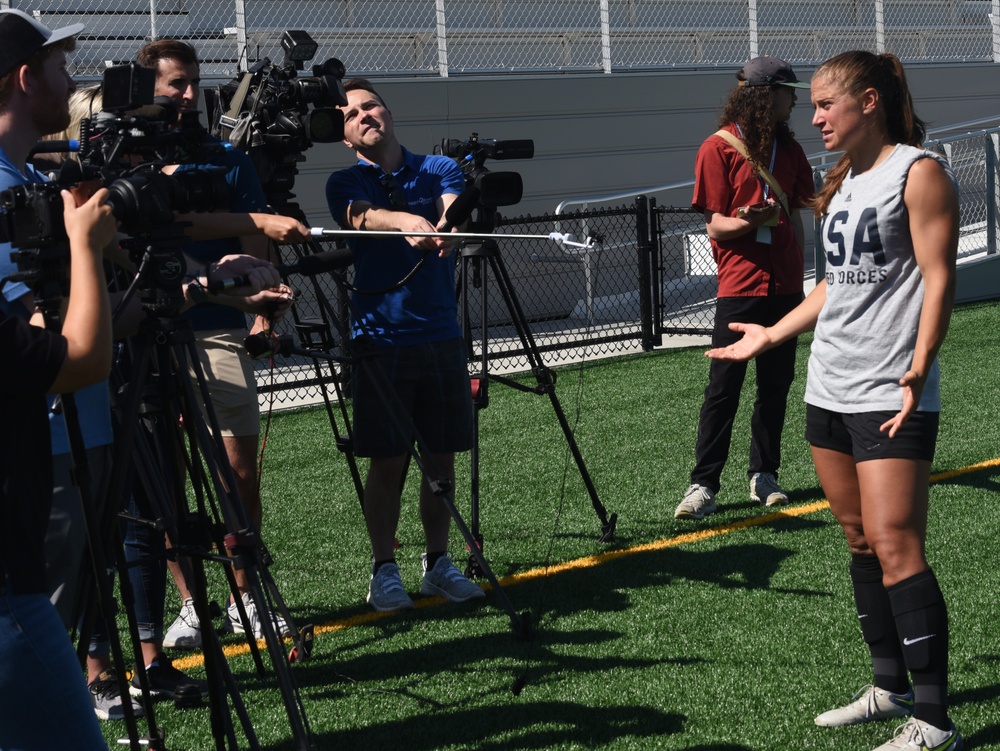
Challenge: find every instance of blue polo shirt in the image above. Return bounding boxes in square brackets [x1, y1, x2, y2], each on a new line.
[178, 138, 269, 331]
[325, 148, 465, 346]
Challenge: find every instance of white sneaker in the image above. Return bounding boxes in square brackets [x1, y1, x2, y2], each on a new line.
[870, 718, 963, 750]
[674, 484, 717, 520]
[226, 591, 291, 639]
[750, 472, 789, 507]
[815, 684, 913, 727]
[163, 598, 201, 650]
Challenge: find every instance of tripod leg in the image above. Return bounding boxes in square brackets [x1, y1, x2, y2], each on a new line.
[487, 246, 618, 542]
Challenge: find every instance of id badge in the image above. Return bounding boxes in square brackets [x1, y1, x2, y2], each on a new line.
[756, 226, 772, 245]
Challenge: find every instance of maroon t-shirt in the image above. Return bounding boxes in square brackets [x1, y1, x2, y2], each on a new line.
[692, 123, 814, 297]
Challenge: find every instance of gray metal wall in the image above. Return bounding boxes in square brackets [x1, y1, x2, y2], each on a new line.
[269, 62, 1000, 226]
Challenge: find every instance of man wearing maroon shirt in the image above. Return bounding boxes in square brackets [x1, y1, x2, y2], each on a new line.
[675, 56, 815, 520]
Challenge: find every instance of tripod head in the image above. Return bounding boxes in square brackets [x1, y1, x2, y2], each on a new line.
[120, 225, 190, 316]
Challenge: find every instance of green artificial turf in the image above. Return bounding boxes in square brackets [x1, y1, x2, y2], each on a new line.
[103, 300, 1000, 750]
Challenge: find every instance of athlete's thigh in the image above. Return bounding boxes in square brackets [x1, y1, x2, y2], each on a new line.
[811, 445, 866, 550]
[855, 458, 930, 575]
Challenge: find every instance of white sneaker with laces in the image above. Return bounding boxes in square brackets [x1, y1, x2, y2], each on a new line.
[163, 597, 201, 649]
[674, 484, 717, 520]
[870, 718, 963, 751]
[814, 684, 914, 727]
[420, 554, 486, 602]
[227, 591, 291, 638]
[750, 472, 789, 507]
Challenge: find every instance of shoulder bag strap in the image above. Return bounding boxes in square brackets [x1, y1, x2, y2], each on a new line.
[713, 129, 791, 217]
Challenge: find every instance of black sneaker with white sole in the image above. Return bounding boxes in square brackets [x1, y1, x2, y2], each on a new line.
[129, 657, 208, 700]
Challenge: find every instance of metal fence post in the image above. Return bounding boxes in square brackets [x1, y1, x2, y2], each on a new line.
[636, 195, 656, 351]
[436, 0, 449, 77]
[748, 0, 760, 58]
[600, 0, 612, 74]
[149, 0, 158, 40]
[875, 0, 886, 53]
[234, 0, 249, 72]
[993, 0, 1000, 62]
[989, 133, 1000, 255]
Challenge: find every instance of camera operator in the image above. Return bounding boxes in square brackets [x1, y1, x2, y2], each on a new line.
[4, 74, 285, 718]
[134, 38, 295, 649]
[0, 13, 118, 750]
[325, 79, 485, 612]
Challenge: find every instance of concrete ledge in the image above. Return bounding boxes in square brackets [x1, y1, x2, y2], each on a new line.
[956, 251, 1000, 303]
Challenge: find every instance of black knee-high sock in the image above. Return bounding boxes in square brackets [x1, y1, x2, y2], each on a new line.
[850, 554, 909, 694]
[888, 569, 950, 731]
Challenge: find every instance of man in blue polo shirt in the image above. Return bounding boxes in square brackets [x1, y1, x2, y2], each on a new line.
[325, 78, 484, 612]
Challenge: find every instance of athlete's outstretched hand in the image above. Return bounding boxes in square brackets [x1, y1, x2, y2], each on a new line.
[705, 322, 773, 362]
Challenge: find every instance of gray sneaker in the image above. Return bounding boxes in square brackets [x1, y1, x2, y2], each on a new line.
[367, 562, 415, 612]
[674, 484, 717, 519]
[89, 670, 145, 721]
[750, 472, 789, 507]
[163, 598, 201, 650]
[814, 684, 913, 727]
[420, 554, 486, 602]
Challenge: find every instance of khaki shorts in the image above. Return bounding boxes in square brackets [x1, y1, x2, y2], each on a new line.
[189, 328, 260, 437]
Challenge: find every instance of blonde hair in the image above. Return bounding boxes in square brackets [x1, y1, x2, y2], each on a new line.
[44, 84, 103, 145]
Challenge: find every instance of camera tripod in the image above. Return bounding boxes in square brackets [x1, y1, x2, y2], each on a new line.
[456, 234, 618, 577]
[103, 233, 317, 750]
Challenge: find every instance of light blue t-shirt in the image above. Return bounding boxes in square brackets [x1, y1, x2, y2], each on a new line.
[0, 145, 113, 454]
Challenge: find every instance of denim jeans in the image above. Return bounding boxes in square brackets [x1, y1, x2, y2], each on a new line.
[123, 489, 167, 642]
[0, 592, 107, 750]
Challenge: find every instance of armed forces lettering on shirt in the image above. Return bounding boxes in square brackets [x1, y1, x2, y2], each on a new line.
[823, 205, 890, 286]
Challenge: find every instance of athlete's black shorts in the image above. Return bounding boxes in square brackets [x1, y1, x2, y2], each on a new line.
[805, 404, 939, 463]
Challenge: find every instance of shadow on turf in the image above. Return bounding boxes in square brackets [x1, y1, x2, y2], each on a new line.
[302, 700, 687, 750]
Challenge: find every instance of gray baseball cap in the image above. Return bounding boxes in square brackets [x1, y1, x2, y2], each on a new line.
[0, 9, 85, 78]
[737, 56, 810, 89]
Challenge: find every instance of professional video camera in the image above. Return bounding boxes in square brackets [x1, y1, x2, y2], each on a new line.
[435, 133, 534, 233]
[1, 62, 230, 309]
[207, 29, 348, 205]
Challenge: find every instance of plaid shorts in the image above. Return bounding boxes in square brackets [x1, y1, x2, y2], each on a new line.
[351, 337, 473, 457]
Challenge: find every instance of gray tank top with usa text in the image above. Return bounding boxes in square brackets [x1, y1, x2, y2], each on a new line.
[806, 144, 954, 413]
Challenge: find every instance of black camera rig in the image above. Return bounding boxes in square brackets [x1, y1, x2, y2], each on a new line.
[1, 62, 230, 311]
[207, 29, 348, 207]
[436, 133, 534, 231]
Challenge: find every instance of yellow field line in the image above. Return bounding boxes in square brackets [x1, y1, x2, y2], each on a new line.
[172, 456, 999, 672]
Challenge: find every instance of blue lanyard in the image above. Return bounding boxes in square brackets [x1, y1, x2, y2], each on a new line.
[734, 124, 777, 201]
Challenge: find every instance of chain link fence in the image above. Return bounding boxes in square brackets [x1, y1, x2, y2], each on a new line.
[23, 0, 1000, 79]
[254, 125, 1000, 409]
